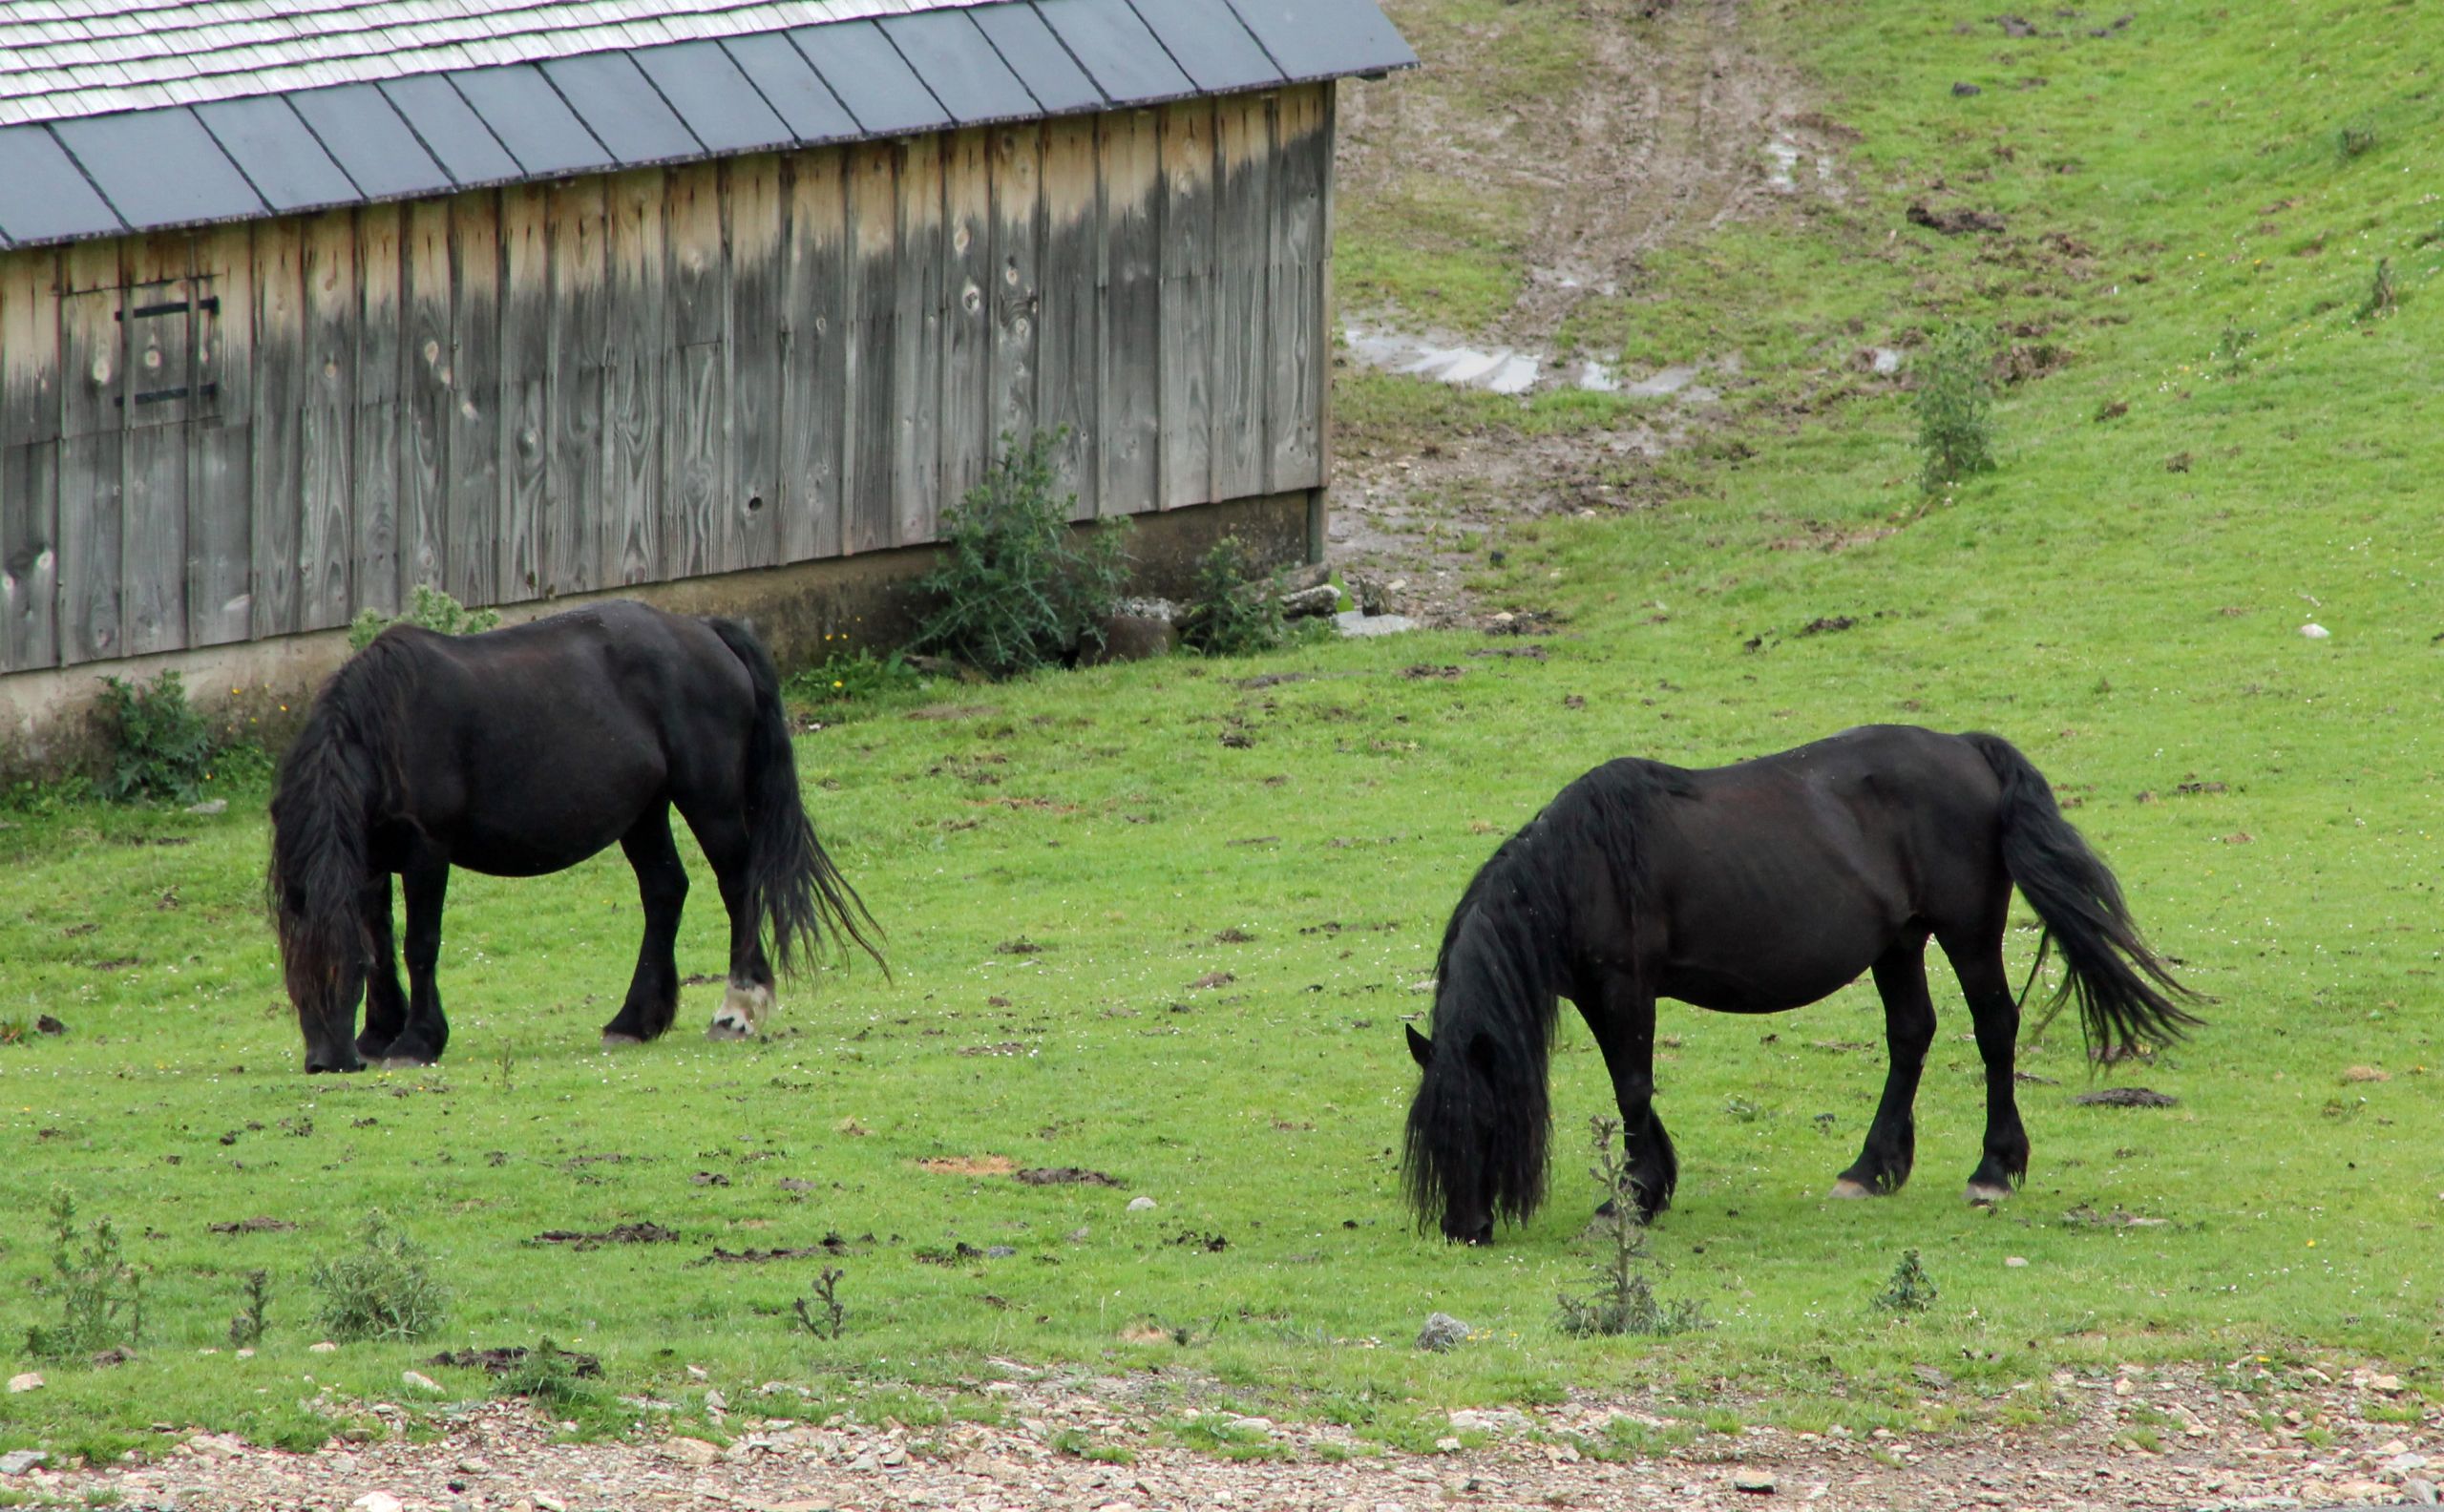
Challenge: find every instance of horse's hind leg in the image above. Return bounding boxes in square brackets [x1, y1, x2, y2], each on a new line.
[355, 873, 407, 1061]
[382, 859, 451, 1067]
[603, 805, 688, 1047]
[1937, 933, 2031, 1203]
[677, 804, 773, 1040]
[1834, 935, 1937, 1198]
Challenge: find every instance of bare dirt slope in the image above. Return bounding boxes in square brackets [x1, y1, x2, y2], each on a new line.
[1326, 0, 1847, 624]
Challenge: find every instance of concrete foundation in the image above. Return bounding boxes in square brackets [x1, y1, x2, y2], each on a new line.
[0, 490, 1317, 782]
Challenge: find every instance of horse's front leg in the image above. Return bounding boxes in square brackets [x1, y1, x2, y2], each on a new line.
[380, 857, 451, 1067]
[1834, 936, 1937, 1198]
[1580, 970, 1677, 1221]
[355, 873, 407, 1061]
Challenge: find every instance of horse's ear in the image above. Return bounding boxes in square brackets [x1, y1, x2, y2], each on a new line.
[1405, 1023, 1435, 1070]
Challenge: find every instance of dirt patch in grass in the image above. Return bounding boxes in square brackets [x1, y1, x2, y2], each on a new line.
[530, 1223, 680, 1249]
[208, 1217, 297, 1234]
[918, 1155, 1017, 1177]
[427, 1345, 600, 1377]
[1016, 1167, 1126, 1187]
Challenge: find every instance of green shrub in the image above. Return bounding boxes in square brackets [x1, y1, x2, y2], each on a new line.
[26, 1189, 146, 1360]
[1912, 324, 1998, 493]
[1873, 1248, 1939, 1313]
[95, 670, 213, 804]
[1181, 536, 1289, 657]
[348, 583, 500, 653]
[227, 1269, 270, 1349]
[914, 430, 1129, 679]
[310, 1210, 449, 1342]
[1554, 1118, 1710, 1338]
[785, 647, 923, 715]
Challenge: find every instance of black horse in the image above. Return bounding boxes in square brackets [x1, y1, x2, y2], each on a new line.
[1402, 725, 2201, 1242]
[267, 600, 882, 1072]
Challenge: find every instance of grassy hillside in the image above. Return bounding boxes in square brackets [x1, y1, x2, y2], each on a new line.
[3, 0, 2439, 1464]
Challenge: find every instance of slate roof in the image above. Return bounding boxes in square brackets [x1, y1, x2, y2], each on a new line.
[0, 0, 1414, 248]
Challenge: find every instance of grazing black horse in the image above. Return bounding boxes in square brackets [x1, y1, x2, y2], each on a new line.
[1402, 725, 2202, 1242]
[267, 600, 882, 1073]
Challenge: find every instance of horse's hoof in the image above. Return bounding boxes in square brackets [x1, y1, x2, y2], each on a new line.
[1966, 1182, 2013, 1206]
[706, 1016, 753, 1042]
[600, 1032, 645, 1049]
[1828, 1178, 1878, 1200]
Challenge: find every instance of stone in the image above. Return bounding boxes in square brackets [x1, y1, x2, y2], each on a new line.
[1434, 1437, 1463, 1453]
[1734, 1470, 1778, 1495]
[6, 1373, 42, 1393]
[309, 1341, 339, 1354]
[849, 1452, 881, 1473]
[664, 1438, 721, 1467]
[1126, 1196, 1157, 1212]
[2004, 1256, 2029, 1268]
[1416, 1312, 1472, 1353]
[456, 1459, 493, 1476]
[352, 1495, 404, 1512]
[705, 1389, 728, 1413]
[2368, 1374, 2405, 1395]
[2391, 1453, 2432, 1474]
[0, 1451, 49, 1476]
[2331, 1480, 2392, 1504]
[1083, 613, 1177, 665]
[2300, 623, 2330, 640]
[2403, 1478, 2436, 1505]
[530, 1494, 566, 1512]
[1280, 584, 1340, 620]
[1335, 610, 1418, 638]
[185, 799, 228, 815]
[401, 1371, 441, 1393]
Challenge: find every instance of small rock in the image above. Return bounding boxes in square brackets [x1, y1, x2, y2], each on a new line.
[1434, 1437, 1463, 1453]
[457, 1458, 494, 1475]
[235, 1348, 254, 1359]
[1280, 584, 1340, 620]
[1334, 610, 1419, 638]
[1232, 1417, 1275, 1435]
[664, 1438, 722, 1467]
[1416, 1312, 1472, 1353]
[0, 1451, 49, 1476]
[2403, 1478, 2436, 1505]
[2004, 1256, 2029, 1268]
[308, 1341, 339, 1354]
[2389, 1453, 2431, 1474]
[2112, 1377, 2135, 1397]
[704, 1389, 727, 1413]
[530, 1494, 566, 1512]
[6, 1373, 41, 1393]
[401, 1371, 441, 1393]
[686, 1365, 709, 1380]
[185, 799, 228, 815]
[984, 1245, 1016, 1258]
[352, 1495, 404, 1512]
[849, 1452, 881, 1473]
[2370, 1374, 2405, 1395]
[2299, 622, 2330, 640]
[1734, 1470, 1778, 1495]
[2332, 1480, 2393, 1504]
[1126, 1196, 1157, 1212]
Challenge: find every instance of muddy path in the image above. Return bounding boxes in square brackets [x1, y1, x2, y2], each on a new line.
[1326, 0, 1846, 627]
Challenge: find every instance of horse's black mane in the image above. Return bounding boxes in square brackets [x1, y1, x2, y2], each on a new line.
[1403, 758, 1695, 1230]
[264, 631, 426, 996]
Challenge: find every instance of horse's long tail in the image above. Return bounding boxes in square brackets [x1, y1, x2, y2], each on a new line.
[1968, 732, 2205, 1056]
[706, 617, 885, 978]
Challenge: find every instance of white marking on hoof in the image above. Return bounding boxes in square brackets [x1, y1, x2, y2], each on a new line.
[707, 980, 774, 1041]
[1828, 1178, 1877, 1200]
[1966, 1182, 2013, 1205]
[600, 1032, 644, 1049]
[378, 1054, 436, 1071]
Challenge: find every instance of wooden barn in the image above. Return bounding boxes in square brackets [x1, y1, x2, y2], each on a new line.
[0, 0, 1412, 760]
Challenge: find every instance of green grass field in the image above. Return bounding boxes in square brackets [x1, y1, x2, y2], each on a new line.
[4, 0, 2440, 1469]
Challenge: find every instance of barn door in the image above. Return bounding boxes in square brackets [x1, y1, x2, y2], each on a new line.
[54, 274, 221, 662]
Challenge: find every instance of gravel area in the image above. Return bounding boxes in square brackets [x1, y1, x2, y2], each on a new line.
[10, 1361, 2434, 1511]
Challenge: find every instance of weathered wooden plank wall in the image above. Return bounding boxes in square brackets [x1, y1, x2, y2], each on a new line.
[0, 83, 1337, 676]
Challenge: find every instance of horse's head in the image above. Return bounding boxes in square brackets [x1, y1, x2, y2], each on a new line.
[1402, 1021, 1533, 1245]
